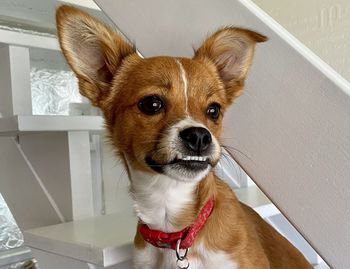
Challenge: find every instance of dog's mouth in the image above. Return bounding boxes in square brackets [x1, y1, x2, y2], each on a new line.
[170, 155, 211, 171]
[145, 154, 211, 174]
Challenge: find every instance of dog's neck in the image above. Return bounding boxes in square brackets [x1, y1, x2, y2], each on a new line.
[128, 165, 215, 233]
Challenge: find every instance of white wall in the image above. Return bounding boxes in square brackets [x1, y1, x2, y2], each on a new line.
[252, 0, 350, 81]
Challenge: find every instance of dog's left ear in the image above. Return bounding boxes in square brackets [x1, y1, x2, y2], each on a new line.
[194, 27, 267, 103]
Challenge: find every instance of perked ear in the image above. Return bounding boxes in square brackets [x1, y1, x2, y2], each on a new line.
[56, 5, 136, 106]
[194, 27, 267, 102]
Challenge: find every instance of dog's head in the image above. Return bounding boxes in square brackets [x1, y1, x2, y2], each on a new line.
[56, 6, 266, 182]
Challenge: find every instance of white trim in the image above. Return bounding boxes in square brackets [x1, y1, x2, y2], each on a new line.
[0, 115, 104, 135]
[58, 0, 101, 10]
[0, 29, 59, 51]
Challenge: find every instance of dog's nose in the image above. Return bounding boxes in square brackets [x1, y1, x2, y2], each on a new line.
[180, 127, 212, 154]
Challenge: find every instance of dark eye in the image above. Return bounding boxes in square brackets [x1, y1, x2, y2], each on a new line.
[138, 95, 164, 115]
[206, 103, 221, 120]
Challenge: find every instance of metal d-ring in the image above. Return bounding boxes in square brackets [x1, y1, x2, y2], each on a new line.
[175, 239, 190, 268]
[176, 239, 188, 261]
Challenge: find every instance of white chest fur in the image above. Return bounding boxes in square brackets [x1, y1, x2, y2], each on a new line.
[129, 168, 197, 232]
[129, 167, 237, 268]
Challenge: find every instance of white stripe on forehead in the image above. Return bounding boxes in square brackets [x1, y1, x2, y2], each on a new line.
[175, 59, 189, 115]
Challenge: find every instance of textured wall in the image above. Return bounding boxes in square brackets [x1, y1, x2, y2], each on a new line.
[252, 0, 350, 81]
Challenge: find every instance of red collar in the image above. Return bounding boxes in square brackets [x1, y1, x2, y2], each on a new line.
[139, 197, 215, 250]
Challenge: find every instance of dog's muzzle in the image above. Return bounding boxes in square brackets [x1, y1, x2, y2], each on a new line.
[145, 118, 220, 181]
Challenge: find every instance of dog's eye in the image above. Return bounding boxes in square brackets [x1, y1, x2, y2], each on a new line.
[138, 95, 164, 115]
[206, 103, 221, 120]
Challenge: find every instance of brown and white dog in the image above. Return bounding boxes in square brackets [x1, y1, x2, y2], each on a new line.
[56, 6, 313, 269]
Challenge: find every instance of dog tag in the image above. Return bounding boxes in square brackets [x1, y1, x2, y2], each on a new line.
[176, 257, 190, 269]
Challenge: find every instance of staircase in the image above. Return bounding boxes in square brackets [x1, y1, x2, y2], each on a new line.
[1, 0, 349, 268]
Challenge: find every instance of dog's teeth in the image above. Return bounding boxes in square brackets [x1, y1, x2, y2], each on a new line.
[179, 155, 209, 161]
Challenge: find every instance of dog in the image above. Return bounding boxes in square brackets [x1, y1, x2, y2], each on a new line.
[56, 5, 313, 269]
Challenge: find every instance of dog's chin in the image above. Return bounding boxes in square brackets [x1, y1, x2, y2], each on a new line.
[145, 156, 212, 182]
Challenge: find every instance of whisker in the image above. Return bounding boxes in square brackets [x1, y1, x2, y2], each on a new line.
[221, 144, 253, 163]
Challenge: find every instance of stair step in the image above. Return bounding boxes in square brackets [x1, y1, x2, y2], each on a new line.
[0, 115, 104, 135]
[24, 211, 136, 267]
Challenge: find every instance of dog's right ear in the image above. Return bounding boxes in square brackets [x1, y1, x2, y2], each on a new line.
[194, 27, 267, 103]
[56, 5, 136, 106]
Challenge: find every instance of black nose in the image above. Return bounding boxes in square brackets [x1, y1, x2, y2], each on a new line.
[179, 127, 212, 154]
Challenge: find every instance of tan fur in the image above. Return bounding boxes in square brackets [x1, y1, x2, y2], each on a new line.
[56, 6, 313, 269]
[170, 173, 311, 268]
